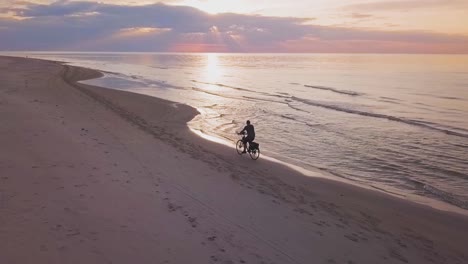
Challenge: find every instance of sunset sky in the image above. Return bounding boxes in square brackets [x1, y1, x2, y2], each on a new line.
[1, 0, 468, 53]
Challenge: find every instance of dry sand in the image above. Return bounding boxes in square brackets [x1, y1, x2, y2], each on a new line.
[1, 56, 468, 264]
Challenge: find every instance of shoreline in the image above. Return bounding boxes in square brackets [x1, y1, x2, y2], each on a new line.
[191, 123, 468, 215]
[6, 52, 468, 215]
[2, 55, 468, 263]
[69, 55, 468, 217]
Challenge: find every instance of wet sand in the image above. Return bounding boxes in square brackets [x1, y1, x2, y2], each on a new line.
[1, 56, 468, 264]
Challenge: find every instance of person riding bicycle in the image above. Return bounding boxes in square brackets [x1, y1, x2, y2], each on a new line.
[238, 120, 255, 153]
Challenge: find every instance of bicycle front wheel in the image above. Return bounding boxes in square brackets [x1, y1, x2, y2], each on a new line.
[236, 140, 244, 155]
[249, 148, 260, 160]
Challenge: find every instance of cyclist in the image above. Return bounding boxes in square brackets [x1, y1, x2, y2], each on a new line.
[238, 120, 255, 153]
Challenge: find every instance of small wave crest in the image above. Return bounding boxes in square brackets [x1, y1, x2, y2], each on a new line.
[379, 96, 403, 105]
[409, 180, 468, 210]
[192, 80, 252, 92]
[280, 114, 297, 121]
[438, 96, 464, 101]
[192, 80, 293, 101]
[291, 96, 468, 139]
[191, 87, 257, 102]
[287, 103, 310, 113]
[305, 85, 362, 96]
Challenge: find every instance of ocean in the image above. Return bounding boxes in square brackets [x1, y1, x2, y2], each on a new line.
[8, 52, 468, 214]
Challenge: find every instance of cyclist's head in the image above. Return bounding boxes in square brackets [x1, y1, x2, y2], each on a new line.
[246, 120, 250, 125]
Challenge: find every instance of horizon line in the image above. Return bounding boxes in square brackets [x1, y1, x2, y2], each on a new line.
[2, 51, 468, 55]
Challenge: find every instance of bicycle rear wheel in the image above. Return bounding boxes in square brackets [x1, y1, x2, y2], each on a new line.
[236, 140, 244, 155]
[249, 148, 260, 160]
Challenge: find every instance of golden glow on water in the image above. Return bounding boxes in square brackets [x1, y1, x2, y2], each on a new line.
[204, 53, 222, 84]
[190, 53, 225, 103]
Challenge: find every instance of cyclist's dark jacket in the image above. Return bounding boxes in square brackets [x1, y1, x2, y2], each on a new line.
[241, 124, 255, 139]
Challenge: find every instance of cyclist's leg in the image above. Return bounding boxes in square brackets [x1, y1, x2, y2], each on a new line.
[247, 137, 254, 152]
[242, 137, 248, 152]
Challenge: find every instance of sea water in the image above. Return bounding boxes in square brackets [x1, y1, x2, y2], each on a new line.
[8, 52, 468, 213]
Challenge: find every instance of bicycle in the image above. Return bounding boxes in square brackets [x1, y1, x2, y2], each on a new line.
[236, 132, 260, 160]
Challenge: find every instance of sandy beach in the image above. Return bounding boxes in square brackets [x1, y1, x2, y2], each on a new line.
[1, 56, 468, 264]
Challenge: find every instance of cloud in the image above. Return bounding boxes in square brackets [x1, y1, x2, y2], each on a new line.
[7, 1, 100, 17]
[350, 13, 374, 19]
[0, 1, 467, 53]
[343, 0, 468, 11]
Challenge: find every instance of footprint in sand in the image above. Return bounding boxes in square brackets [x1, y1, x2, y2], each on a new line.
[389, 248, 408, 263]
[344, 234, 359, 243]
[167, 203, 181, 212]
[188, 216, 198, 228]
